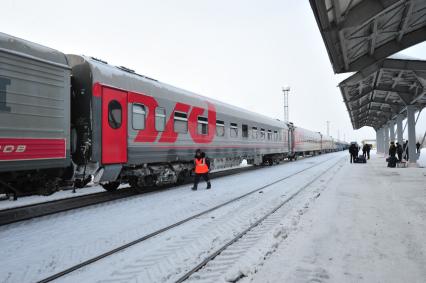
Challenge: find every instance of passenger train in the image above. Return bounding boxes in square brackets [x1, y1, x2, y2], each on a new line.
[0, 32, 348, 196]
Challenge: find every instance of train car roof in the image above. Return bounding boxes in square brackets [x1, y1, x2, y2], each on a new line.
[0, 32, 69, 67]
[69, 54, 288, 128]
[294, 125, 335, 141]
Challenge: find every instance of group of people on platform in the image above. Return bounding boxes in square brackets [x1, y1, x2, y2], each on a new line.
[349, 143, 371, 163]
[348, 140, 422, 166]
[388, 140, 422, 164]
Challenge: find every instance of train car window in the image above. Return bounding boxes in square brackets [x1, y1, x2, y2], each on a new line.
[230, 123, 238, 138]
[174, 111, 188, 133]
[198, 116, 208, 135]
[267, 130, 272, 140]
[242, 124, 248, 138]
[108, 100, 122, 129]
[274, 130, 278, 141]
[260, 128, 265, 139]
[155, 107, 166, 131]
[252, 127, 258, 139]
[216, 120, 225, 136]
[132, 103, 145, 130]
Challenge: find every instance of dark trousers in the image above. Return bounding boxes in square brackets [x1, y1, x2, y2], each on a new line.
[362, 151, 366, 158]
[367, 151, 370, 159]
[193, 173, 210, 189]
[350, 153, 357, 163]
[397, 153, 402, 162]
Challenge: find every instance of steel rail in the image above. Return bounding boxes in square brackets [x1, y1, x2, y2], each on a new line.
[0, 165, 260, 226]
[36, 155, 340, 283]
[175, 156, 344, 283]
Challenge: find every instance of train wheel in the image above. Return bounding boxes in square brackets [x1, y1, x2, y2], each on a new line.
[176, 171, 187, 185]
[38, 185, 55, 196]
[38, 179, 58, 196]
[129, 177, 145, 193]
[144, 175, 155, 187]
[102, 181, 120, 192]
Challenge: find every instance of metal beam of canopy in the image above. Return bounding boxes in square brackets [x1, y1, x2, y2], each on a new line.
[310, 0, 426, 73]
[339, 57, 426, 131]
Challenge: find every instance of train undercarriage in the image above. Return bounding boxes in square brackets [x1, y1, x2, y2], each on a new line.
[0, 149, 345, 200]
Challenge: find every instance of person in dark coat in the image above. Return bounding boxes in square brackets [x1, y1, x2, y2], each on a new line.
[396, 142, 403, 162]
[388, 142, 397, 168]
[403, 140, 409, 161]
[362, 144, 368, 158]
[349, 143, 358, 163]
[388, 142, 396, 159]
[191, 149, 211, 190]
[416, 141, 421, 153]
[366, 144, 371, 159]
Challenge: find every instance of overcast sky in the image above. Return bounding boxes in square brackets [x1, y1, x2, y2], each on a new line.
[2, 0, 425, 143]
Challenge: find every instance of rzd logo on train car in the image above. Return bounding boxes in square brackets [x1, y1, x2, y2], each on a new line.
[128, 91, 217, 144]
[0, 145, 26, 153]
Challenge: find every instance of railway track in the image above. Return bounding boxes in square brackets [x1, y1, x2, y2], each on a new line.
[35, 154, 343, 283]
[176, 156, 344, 283]
[0, 165, 259, 226]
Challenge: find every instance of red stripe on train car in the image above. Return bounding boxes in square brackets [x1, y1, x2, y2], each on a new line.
[0, 138, 66, 161]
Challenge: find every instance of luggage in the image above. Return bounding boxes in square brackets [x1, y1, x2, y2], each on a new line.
[387, 156, 397, 168]
[354, 155, 367, 163]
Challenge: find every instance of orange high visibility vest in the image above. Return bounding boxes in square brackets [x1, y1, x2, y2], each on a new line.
[195, 158, 209, 174]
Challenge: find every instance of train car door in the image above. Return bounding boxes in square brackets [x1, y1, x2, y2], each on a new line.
[102, 87, 128, 164]
[288, 123, 295, 155]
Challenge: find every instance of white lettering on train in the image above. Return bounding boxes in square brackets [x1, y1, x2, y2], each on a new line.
[16, 145, 26, 152]
[0, 145, 26, 153]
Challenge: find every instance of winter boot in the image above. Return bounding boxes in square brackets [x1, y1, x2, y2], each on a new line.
[191, 186, 197, 191]
[206, 182, 211, 189]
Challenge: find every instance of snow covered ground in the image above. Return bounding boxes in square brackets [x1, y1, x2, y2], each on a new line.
[242, 151, 426, 283]
[0, 152, 344, 283]
[3, 150, 423, 283]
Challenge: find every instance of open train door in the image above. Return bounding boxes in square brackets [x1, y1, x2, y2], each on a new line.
[101, 86, 128, 164]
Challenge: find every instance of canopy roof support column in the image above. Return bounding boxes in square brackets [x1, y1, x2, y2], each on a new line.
[377, 128, 384, 154]
[406, 105, 417, 164]
[376, 130, 380, 153]
[396, 114, 404, 145]
[389, 120, 395, 142]
[383, 125, 390, 155]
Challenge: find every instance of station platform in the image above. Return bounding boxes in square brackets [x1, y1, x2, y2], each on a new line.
[249, 152, 426, 283]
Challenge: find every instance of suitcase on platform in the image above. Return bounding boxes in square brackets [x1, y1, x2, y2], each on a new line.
[387, 156, 397, 168]
[355, 155, 367, 163]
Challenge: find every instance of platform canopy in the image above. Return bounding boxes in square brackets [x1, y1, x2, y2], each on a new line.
[310, 0, 426, 73]
[339, 56, 426, 130]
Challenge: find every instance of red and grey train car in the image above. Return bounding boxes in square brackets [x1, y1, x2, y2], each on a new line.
[0, 33, 72, 195]
[0, 33, 346, 196]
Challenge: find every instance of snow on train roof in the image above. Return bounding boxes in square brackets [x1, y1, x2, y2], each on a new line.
[0, 32, 69, 67]
[77, 55, 287, 128]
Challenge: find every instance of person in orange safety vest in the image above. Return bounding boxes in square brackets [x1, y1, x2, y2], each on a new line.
[191, 149, 211, 190]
